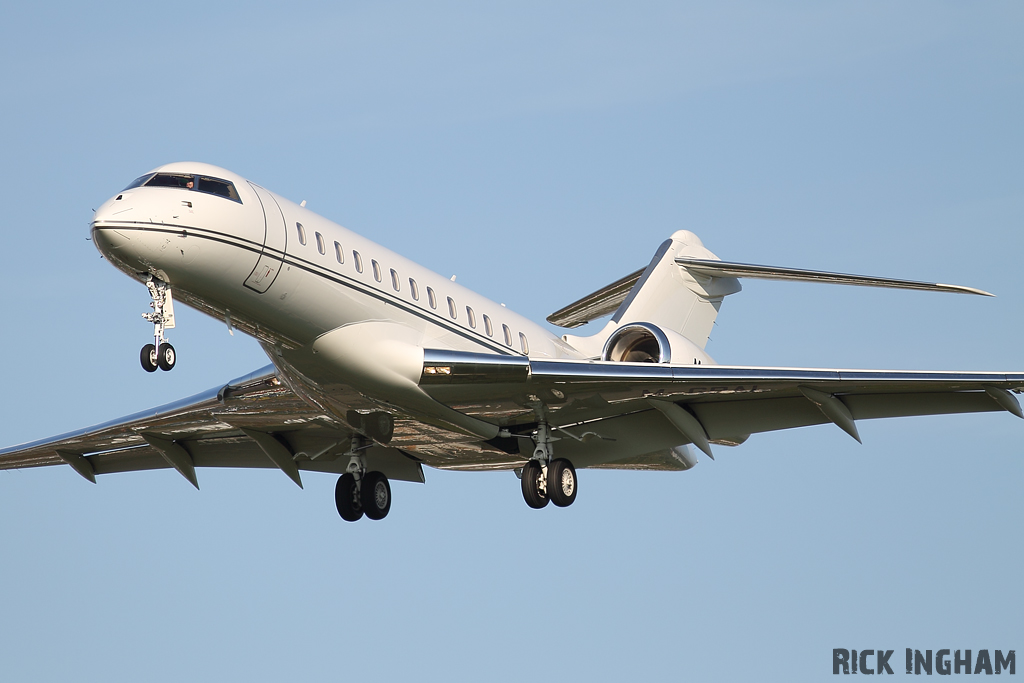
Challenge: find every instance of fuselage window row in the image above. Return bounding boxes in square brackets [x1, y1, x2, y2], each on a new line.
[289, 233, 512, 352]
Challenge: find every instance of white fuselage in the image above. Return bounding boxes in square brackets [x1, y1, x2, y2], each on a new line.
[91, 162, 585, 436]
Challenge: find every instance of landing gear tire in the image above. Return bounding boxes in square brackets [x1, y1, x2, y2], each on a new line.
[521, 460, 549, 509]
[140, 344, 158, 372]
[361, 471, 391, 520]
[157, 343, 176, 371]
[335, 473, 363, 521]
[548, 459, 577, 507]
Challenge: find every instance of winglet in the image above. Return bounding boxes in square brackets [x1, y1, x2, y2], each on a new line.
[799, 387, 862, 443]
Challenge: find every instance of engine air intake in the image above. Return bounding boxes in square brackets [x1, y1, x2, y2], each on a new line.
[602, 323, 671, 363]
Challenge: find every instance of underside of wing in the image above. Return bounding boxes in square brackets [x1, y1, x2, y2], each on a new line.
[417, 350, 1024, 466]
[0, 366, 425, 486]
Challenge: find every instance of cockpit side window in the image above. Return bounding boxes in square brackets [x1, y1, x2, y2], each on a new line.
[197, 176, 241, 202]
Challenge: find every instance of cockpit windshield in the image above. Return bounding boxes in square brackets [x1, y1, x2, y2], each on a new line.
[123, 172, 242, 203]
[147, 173, 195, 189]
[122, 174, 154, 190]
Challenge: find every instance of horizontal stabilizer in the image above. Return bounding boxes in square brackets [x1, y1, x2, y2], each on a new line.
[548, 233, 991, 331]
[674, 258, 994, 297]
[547, 268, 644, 328]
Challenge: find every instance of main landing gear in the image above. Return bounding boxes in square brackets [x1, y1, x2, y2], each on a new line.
[520, 421, 578, 509]
[335, 435, 392, 522]
[140, 277, 176, 373]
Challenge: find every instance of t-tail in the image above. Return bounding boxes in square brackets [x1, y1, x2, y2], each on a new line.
[550, 230, 992, 364]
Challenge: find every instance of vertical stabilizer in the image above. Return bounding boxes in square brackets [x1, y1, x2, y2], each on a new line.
[563, 231, 740, 357]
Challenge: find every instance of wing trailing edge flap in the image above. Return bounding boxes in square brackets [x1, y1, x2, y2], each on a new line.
[690, 390, 1021, 444]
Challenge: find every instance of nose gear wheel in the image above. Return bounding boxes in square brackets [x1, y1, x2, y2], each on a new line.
[140, 277, 177, 372]
[140, 344, 158, 373]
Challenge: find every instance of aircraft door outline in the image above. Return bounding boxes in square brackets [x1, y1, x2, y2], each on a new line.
[243, 182, 287, 293]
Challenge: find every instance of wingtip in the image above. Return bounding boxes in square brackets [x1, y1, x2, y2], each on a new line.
[937, 283, 996, 297]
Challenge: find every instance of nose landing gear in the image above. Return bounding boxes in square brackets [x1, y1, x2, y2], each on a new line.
[140, 277, 176, 372]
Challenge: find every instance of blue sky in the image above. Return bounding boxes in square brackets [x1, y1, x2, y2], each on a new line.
[1, 2, 1022, 680]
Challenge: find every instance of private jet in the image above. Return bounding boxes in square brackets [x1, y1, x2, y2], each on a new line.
[2, 162, 1021, 521]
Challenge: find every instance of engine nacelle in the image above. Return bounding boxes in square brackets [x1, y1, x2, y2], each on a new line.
[601, 322, 714, 365]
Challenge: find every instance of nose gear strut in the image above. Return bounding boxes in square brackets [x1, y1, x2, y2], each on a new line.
[140, 276, 176, 372]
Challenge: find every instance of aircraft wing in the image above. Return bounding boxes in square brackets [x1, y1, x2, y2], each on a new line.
[6, 352, 1022, 484]
[419, 351, 1024, 459]
[0, 365, 424, 487]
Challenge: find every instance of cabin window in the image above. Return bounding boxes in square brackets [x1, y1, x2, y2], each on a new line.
[391, 269, 400, 291]
[447, 297, 458, 319]
[353, 251, 363, 273]
[372, 260, 382, 282]
[519, 332, 530, 354]
[483, 314, 493, 337]
[503, 324, 513, 346]
[466, 307, 477, 329]
[334, 241, 344, 264]
[315, 232, 325, 255]
[409, 278, 420, 301]
[427, 287, 437, 309]
[296, 222, 307, 246]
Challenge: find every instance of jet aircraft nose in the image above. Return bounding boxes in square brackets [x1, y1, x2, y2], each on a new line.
[92, 197, 136, 256]
[92, 223, 132, 254]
